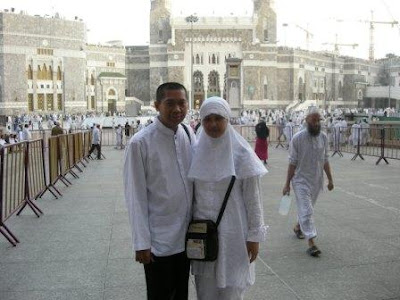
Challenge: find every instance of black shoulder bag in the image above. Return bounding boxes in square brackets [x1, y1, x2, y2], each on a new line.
[185, 176, 236, 261]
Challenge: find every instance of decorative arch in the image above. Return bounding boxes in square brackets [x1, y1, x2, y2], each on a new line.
[298, 77, 304, 101]
[193, 70, 205, 109]
[108, 89, 116, 96]
[107, 87, 118, 114]
[27, 65, 33, 80]
[48, 66, 53, 80]
[338, 81, 343, 98]
[57, 66, 62, 80]
[37, 65, 42, 80]
[357, 89, 363, 100]
[42, 64, 48, 80]
[207, 70, 220, 97]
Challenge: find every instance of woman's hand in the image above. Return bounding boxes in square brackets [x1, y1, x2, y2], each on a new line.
[246, 241, 259, 263]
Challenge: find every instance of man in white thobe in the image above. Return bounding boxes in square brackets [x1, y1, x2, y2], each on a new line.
[115, 125, 123, 149]
[124, 82, 195, 300]
[351, 122, 361, 147]
[22, 124, 32, 141]
[283, 111, 334, 257]
[88, 124, 102, 159]
[284, 119, 295, 149]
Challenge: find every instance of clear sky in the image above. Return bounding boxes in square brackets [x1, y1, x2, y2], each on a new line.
[2, 0, 400, 59]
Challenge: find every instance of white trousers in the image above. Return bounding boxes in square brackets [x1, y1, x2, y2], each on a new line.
[195, 275, 245, 300]
[293, 185, 318, 241]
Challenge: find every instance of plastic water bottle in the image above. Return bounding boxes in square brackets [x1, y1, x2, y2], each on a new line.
[279, 194, 292, 216]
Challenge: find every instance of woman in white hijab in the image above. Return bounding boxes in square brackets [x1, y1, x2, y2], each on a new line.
[188, 97, 268, 300]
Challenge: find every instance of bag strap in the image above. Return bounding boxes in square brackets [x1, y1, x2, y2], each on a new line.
[181, 123, 191, 144]
[216, 176, 236, 227]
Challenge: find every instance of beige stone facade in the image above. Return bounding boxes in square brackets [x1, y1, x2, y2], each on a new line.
[1, 1, 398, 116]
[127, 0, 398, 110]
[0, 11, 126, 115]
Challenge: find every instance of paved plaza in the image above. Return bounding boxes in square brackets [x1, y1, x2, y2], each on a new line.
[0, 146, 399, 300]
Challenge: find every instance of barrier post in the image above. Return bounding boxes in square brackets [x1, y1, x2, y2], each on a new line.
[37, 138, 59, 199]
[351, 127, 364, 161]
[16, 141, 43, 217]
[0, 147, 19, 246]
[376, 127, 389, 165]
[331, 127, 343, 157]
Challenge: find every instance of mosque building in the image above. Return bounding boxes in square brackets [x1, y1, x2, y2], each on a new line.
[0, 0, 399, 116]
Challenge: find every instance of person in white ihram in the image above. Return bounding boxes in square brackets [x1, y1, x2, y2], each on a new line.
[283, 111, 334, 257]
[188, 97, 267, 300]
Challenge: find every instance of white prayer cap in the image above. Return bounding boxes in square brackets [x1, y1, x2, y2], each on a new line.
[199, 97, 231, 120]
[306, 106, 321, 117]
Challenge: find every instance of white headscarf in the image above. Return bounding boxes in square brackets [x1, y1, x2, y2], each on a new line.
[188, 97, 267, 182]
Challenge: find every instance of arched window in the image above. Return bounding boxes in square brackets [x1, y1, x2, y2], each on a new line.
[193, 71, 204, 93]
[212, 54, 216, 64]
[48, 66, 53, 80]
[298, 77, 304, 101]
[108, 89, 116, 96]
[208, 71, 220, 96]
[338, 81, 343, 98]
[42, 64, 48, 80]
[27, 65, 33, 79]
[91, 74, 95, 85]
[57, 66, 62, 80]
[196, 54, 200, 65]
[37, 65, 42, 80]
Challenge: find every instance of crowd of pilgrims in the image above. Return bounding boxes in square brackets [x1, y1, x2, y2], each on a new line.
[1, 107, 398, 149]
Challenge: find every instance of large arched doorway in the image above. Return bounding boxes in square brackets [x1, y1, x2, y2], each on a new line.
[107, 88, 117, 114]
[193, 71, 205, 109]
[207, 70, 220, 98]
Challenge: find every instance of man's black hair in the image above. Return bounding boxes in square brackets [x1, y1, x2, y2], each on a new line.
[156, 82, 188, 102]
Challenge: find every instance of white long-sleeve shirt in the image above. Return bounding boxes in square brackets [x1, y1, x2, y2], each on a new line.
[92, 127, 101, 144]
[124, 118, 194, 256]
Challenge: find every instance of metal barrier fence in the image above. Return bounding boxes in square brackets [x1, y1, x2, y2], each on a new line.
[0, 142, 44, 246]
[235, 124, 400, 164]
[0, 130, 93, 246]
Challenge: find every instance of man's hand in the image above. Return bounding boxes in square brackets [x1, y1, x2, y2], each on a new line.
[327, 181, 334, 191]
[246, 241, 259, 263]
[282, 184, 290, 196]
[135, 249, 153, 264]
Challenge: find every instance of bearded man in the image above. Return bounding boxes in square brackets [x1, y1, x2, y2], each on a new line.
[282, 111, 334, 257]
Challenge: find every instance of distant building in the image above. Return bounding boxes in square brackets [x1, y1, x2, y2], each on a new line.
[0, 1, 399, 116]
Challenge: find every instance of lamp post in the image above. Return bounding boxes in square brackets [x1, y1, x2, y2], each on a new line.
[185, 14, 198, 111]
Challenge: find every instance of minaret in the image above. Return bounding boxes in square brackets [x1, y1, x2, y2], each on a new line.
[150, 0, 172, 44]
[149, 0, 172, 100]
[253, 0, 277, 44]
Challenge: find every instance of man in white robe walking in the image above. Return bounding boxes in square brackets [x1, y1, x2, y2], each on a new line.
[283, 111, 334, 257]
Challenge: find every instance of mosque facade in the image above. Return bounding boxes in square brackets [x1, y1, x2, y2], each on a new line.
[0, 0, 399, 116]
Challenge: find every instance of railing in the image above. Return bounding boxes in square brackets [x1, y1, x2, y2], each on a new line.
[0, 141, 43, 246]
[0, 130, 94, 246]
[238, 124, 400, 164]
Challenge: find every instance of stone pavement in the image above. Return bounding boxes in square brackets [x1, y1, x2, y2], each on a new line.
[0, 146, 399, 300]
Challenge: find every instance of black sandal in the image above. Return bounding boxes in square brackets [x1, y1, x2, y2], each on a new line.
[293, 227, 305, 239]
[307, 245, 321, 257]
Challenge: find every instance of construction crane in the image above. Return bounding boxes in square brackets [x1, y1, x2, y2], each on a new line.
[281, 23, 314, 50]
[322, 34, 358, 55]
[295, 24, 313, 50]
[336, 10, 398, 61]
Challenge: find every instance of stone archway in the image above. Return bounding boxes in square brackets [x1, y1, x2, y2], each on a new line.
[107, 88, 117, 114]
[207, 70, 220, 98]
[193, 70, 205, 109]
